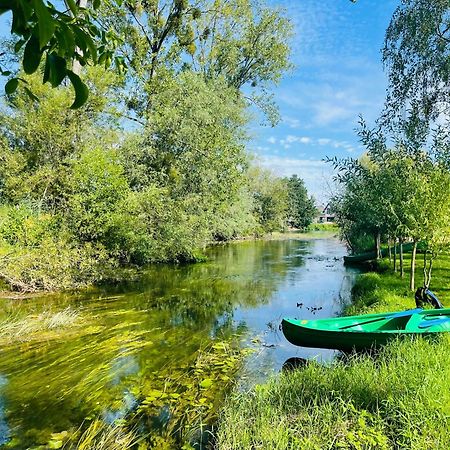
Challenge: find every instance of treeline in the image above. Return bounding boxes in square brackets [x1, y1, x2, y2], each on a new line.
[330, 124, 450, 291]
[330, 0, 450, 294]
[0, 0, 316, 292]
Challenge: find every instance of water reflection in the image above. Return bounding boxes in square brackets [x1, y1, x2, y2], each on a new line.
[0, 236, 357, 448]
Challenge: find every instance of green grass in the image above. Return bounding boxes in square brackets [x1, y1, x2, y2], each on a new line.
[217, 336, 450, 450]
[307, 222, 339, 232]
[216, 252, 450, 449]
[0, 306, 82, 344]
[348, 252, 449, 315]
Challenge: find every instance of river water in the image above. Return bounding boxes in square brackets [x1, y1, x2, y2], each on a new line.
[0, 236, 358, 448]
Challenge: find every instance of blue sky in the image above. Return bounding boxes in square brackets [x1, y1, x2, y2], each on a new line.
[1, 1, 399, 201]
[252, 0, 399, 201]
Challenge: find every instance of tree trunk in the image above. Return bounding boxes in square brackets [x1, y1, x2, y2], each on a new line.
[423, 251, 427, 288]
[375, 231, 381, 259]
[393, 239, 397, 272]
[388, 237, 392, 262]
[399, 238, 404, 278]
[71, 0, 88, 75]
[409, 240, 417, 291]
[426, 257, 434, 289]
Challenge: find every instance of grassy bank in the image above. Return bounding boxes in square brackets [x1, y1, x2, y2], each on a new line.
[216, 253, 450, 449]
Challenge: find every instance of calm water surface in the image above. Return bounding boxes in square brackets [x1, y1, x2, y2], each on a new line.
[0, 236, 358, 448]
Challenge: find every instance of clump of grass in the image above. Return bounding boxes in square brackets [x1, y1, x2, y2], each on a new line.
[217, 336, 450, 450]
[307, 222, 339, 232]
[0, 306, 81, 343]
[67, 420, 138, 450]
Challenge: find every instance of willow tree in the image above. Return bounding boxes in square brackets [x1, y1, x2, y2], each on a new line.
[383, 0, 450, 130]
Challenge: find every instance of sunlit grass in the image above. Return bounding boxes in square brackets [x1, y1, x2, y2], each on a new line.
[64, 420, 138, 450]
[216, 251, 450, 449]
[0, 306, 81, 344]
[217, 336, 450, 450]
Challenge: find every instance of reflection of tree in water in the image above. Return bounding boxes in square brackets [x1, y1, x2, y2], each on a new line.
[0, 240, 310, 448]
[130, 239, 308, 329]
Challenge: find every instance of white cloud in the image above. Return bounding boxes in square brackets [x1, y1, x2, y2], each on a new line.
[257, 154, 336, 201]
[267, 136, 277, 144]
[282, 116, 301, 129]
[277, 135, 357, 153]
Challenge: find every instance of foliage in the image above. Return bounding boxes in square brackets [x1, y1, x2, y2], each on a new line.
[0, 68, 120, 207]
[382, 0, 450, 129]
[102, 0, 293, 124]
[330, 120, 450, 289]
[0, 0, 124, 107]
[66, 147, 129, 243]
[0, 1, 299, 292]
[248, 166, 288, 234]
[285, 175, 316, 230]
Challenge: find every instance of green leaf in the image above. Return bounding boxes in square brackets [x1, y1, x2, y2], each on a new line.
[65, 0, 78, 15]
[66, 70, 89, 109]
[200, 378, 213, 389]
[72, 27, 97, 62]
[23, 35, 42, 74]
[32, 0, 56, 48]
[55, 23, 76, 57]
[23, 87, 40, 102]
[93, 0, 101, 9]
[43, 53, 67, 87]
[14, 39, 26, 53]
[5, 78, 19, 94]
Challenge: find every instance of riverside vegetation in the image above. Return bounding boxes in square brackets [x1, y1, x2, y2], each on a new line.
[1, 0, 450, 449]
[0, 0, 319, 293]
[217, 252, 450, 450]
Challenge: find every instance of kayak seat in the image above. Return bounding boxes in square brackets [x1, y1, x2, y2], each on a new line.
[418, 317, 450, 329]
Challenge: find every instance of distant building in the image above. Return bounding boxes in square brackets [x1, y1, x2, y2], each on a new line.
[316, 203, 335, 223]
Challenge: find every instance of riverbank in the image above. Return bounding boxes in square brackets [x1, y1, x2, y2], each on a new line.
[0, 229, 337, 295]
[216, 253, 450, 449]
[0, 237, 354, 449]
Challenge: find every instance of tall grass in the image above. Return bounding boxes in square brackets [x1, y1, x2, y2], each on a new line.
[0, 306, 80, 343]
[66, 420, 138, 450]
[217, 336, 450, 450]
[216, 252, 450, 449]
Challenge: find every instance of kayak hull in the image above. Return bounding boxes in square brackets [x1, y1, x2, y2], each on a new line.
[282, 308, 450, 352]
[343, 242, 426, 264]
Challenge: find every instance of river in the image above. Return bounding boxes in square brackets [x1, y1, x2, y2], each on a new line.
[0, 235, 358, 448]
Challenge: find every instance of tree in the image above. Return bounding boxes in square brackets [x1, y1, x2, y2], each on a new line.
[382, 0, 450, 130]
[285, 175, 315, 229]
[248, 166, 288, 233]
[101, 0, 293, 124]
[331, 129, 450, 292]
[0, 68, 120, 208]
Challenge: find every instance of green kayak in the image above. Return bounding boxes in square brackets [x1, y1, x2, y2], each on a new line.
[343, 242, 426, 264]
[282, 308, 450, 352]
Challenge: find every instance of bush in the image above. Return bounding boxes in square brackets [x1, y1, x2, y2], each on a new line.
[0, 238, 116, 292]
[66, 147, 129, 243]
[0, 203, 59, 247]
